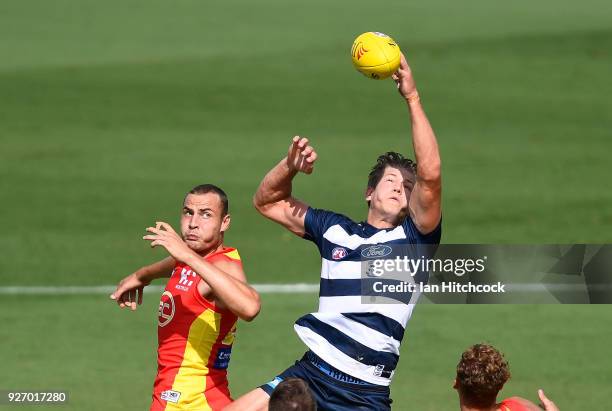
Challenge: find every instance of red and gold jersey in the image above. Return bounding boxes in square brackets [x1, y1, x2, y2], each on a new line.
[151, 247, 241, 411]
[499, 397, 531, 411]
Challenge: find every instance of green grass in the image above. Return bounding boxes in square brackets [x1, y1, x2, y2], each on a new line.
[0, 295, 610, 410]
[1, 0, 612, 409]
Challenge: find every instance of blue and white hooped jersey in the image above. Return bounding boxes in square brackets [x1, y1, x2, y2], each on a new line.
[294, 207, 442, 386]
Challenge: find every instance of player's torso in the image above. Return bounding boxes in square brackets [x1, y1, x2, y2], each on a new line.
[317, 219, 421, 324]
[153, 250, 239, 410]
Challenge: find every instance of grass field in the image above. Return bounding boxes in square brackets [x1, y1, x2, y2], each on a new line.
[1, 0, 612, 409]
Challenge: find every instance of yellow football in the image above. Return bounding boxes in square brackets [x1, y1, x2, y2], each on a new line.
[351, 32, 401, 80]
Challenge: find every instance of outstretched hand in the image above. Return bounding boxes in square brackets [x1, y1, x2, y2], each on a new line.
[143, 222, 195, 263]
[110, 273, 148, 311]
[287, 136, 318, 175]
[391, 53, 418, 101]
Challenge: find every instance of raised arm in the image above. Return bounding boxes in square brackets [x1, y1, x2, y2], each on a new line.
[253, 136, 318, 236]
[392, 53, 442, 234]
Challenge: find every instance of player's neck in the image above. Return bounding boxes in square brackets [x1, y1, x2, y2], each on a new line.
[196, 239, 225, 258]
[366, 209, 402, 229]
[459, 398, 498, 411]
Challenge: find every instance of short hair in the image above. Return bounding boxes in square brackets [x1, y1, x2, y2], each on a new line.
[187, 184, 228, 216]
[456, 344, 511, 408]
[367, 152, 417, 189]
[269, 378, 317, 411]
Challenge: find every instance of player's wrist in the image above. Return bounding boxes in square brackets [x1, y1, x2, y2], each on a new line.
[403, 90, 420, 105]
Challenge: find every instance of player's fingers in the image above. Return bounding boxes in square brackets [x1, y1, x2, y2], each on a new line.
[117, 293, 127, 308]
[155, 222, 173, 232]
[298, 137, 309, 148]
[150, 240, 163, 248]
[391, 73, 399, 81]
[110, 286, 122, 300]
[301, 146, 314, 157]
[400, 52, 409, 68]
[538, 389, 555, 407]
[137, 287, 144, 305]
[306, 151, 317, 163]
[143, 234, 160, 241]
[145, 226, 161, 235]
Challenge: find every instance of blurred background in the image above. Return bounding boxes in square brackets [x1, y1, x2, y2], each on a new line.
[1, 0, 611, 409]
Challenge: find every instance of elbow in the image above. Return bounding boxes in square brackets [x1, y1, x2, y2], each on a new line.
[240, 293, 261, 322]
[252, 194, 268, 216]
[253, 195, 277, 219]
[418, 161, 441, 185]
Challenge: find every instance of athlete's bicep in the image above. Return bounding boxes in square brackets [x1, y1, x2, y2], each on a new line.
[409, 177, 441, 235]
[255, 196, 310, 236]
[151, 256, 176, 278]
[212, 259, 248, 284]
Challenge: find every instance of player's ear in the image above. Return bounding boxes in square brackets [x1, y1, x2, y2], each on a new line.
[365, 186, 373, 202]
[220, 213, 231, 233]
[452, 378, 458, 390]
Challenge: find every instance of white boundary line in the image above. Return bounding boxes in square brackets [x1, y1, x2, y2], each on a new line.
[0, 284, 319, 295]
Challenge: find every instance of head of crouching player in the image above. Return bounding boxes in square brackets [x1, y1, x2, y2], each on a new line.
[181, 184, 231, 255]
[268, 378, 317, 411]
[365, 152, 417, 226]
[454, 343, 511, 410]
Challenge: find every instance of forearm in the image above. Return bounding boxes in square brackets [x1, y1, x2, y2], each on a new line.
[407, 97, 441, 182]
[254, 158, 297, 209]
[135, 257, 174, 283]
[185, 255, 260, 321]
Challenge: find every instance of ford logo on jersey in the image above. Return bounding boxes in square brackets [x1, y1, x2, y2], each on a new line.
[361, 245, 392, 259]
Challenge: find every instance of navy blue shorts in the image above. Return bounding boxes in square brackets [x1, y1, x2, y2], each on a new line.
[260, 351, 392, 411]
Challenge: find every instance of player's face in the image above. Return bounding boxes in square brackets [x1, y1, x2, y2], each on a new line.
[366, 166, 414, 222]
[180, 193, 230, 254]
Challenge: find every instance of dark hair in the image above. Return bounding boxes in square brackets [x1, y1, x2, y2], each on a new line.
[269, 378, 317, 411]
[187, 184, 229, 216]
[456, 344, 511, 408]
[367, 152, 417, 189]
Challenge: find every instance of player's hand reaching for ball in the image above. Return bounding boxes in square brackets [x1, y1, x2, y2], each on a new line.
[287, 136, 317, 175]
[391, 53, 418, 102]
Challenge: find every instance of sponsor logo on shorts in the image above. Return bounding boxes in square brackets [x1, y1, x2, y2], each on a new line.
[160, 390, 181, 403]
[373, 364, 385, 377]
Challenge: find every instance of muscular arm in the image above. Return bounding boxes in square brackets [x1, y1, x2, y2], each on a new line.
[186, 254, 261, 322]
[253, 136, 318, 236]
[110, 256, 175, 310]
[393, 54, 442, 234]
[135, 256, 175, 283]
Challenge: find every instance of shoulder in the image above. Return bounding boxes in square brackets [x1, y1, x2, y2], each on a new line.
[499, 397, 540, 411]
[305, 207, 356, 230]
[208, 247, 243, 271]
[402, 214, 442, 244]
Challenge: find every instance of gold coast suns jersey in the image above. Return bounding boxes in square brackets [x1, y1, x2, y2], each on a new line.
[151, 247, 241, 411]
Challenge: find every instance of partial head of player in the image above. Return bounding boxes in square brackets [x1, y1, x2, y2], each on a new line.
[365, 152, 416, 226]
[181, 184, 231, 254]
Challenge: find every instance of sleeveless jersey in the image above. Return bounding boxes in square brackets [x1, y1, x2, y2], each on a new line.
[499, 397, 531, 411]
[151, 247, 241, 411]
